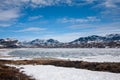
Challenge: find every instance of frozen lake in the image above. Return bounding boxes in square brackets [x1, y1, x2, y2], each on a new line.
[0, 48, 120, 62]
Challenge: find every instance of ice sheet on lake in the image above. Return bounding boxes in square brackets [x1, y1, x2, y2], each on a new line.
[0, 48, 31, 60]
[6, 48, 120, 62]
[0, 48, 120, 62]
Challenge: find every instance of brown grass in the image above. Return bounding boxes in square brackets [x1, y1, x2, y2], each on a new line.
[0, 64, 35, 80]
[0, 59, 120, 73]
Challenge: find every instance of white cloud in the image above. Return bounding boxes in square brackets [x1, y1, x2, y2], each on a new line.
[92, 0, 120, 8]
[30, 0, 73, 6]
[28, 15, 43, 21]
[58, 16, 100, 23]
[0, 8, 20, 27]
[0, 0, 97, 8]
[86, 0, 95, 3]
[104, 1, 116, 8]
[0, 0, 96, 26]
[69, 24, 95, 29]
[0, 23, 12, 27]
[69, 22, 120, 30]
[0, 0, 119, 26]
[31, 0, 53, 6]
[17, 27, 46, 32]
[103, 0, 120, 8]
[0, 0, 22, 27]
[29, 0, 97, 7]
[0, 0, 119, 9]
[93, 0, 120, 21]
[0, 9, 20, 21]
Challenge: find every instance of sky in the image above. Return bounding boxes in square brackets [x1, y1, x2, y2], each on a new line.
[0, 0, 120, 42]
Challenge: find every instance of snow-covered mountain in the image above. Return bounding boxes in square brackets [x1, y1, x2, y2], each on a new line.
[0, 34, 120, 48]
[70, 34, 120, 48]
[71, 35, 105, 44]
[21, 39, 62, 48]
[71, 34, 120, 43]
[0, 38, 20, 48]
[105, 34, 120, 41]
[30, 39, 60, 45]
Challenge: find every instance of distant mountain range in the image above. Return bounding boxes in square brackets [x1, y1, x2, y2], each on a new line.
[69, 34, 120, 48]
[21, 39, 61, 48]
[0, 34, 120, 48]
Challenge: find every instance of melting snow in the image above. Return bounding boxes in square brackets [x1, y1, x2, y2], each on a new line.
[13, 65, 120, 80]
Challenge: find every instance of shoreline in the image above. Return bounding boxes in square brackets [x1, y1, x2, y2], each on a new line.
[0, 59, 120, 73]
[0, 64, 35, 80]
[0, 58, 120, 80]
[0, 48, 120, 80]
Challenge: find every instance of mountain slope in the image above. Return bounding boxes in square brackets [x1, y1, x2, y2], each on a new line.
[69, 34, 120, 48]
[0, 38, 20, 48]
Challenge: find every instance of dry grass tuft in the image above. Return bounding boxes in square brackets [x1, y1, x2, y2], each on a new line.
[0, 64, 35, 80]
[0, 59, 120, 73]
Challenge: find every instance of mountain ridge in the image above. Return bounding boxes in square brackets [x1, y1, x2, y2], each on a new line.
[0, 34, 120, 48]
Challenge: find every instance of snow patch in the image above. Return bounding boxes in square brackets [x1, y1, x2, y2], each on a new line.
[13, 65, 120, 80]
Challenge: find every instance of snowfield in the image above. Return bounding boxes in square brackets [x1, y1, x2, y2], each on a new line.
[13, 65, 120, 80]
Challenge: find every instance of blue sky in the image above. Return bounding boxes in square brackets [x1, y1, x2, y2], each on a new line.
[0, 0, 120, 42]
